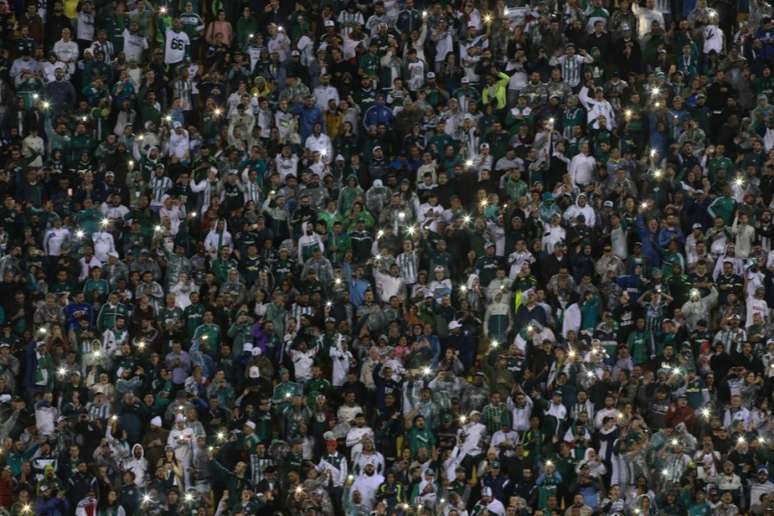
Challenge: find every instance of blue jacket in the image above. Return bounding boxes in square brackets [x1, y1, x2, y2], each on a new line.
[292, 104, 324, 142]
[657, 226, 685, 248]
[363, 103, 394, 128]
[35, 497, 69, 516]
[64, 302, 94, 331]
[636, 214, 662, 267]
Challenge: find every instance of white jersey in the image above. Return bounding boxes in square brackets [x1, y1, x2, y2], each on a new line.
[329, 342, 353, 387]
[122, 30, 148, 64]
[164, 29, 190, 65]
[92, 231, 116, 263]
[76, 11, 95, 42]
[44, 228, 71, 256]
[167, 426, 194, 465]
[168, 129, 190, 160]
[406, 60, 426, 91]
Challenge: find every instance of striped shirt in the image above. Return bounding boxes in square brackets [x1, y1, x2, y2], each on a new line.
[150, 175, 173, 206]
[250, 454, 275, 486]
[243, 180, 262, 205]
[89, 40, 115, 63]
[713, 328, 746, 354]
[482, 403, 511, 434]
[552, 54, 592, 88]
[644, 300, 666, 335]
[87, 401, 111, 421]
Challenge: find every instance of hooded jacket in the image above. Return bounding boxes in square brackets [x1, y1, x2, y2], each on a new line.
[563, 194, 596, 227]
[337, 175, 364, 214]
[122, 444, 148, 487]
[365, 180, 390, 215]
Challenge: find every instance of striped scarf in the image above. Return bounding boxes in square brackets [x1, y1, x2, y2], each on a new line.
[173, 78, 193, 111]
[151, 175, 171, 204]
[396, 250, 418, 285]
[291, 303, 314, 326]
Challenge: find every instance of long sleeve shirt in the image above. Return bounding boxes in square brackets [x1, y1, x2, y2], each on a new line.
[569, 153, 596, 187]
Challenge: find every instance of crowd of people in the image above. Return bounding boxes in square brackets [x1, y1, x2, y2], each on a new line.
[0, 0, 772, 514]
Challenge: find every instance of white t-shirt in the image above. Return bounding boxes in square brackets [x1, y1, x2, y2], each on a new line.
[164, 29, 190, 65]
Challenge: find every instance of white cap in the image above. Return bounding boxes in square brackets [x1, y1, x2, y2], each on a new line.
[245, 420, 256, 429]
[448, 320, 462, 330]
[249, 366, 260, 378]
[150, 416, 162, 427]
[175, 414, 186, 423]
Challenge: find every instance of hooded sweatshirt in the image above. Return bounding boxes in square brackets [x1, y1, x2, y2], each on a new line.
[563, 194, 596, 227]
[122, 444, 148, 487]
[337, 175, 364, 214]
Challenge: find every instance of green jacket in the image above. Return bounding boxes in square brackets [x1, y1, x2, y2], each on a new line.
[184, 303, 205, 338]
[406, 426, 436, 456]
[193, 323, 221, 356]
[97, 303, 130, 332]
[707, 195, 736, 225]
[627, 329, 651, 365]
[83, 278, 110, 302]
